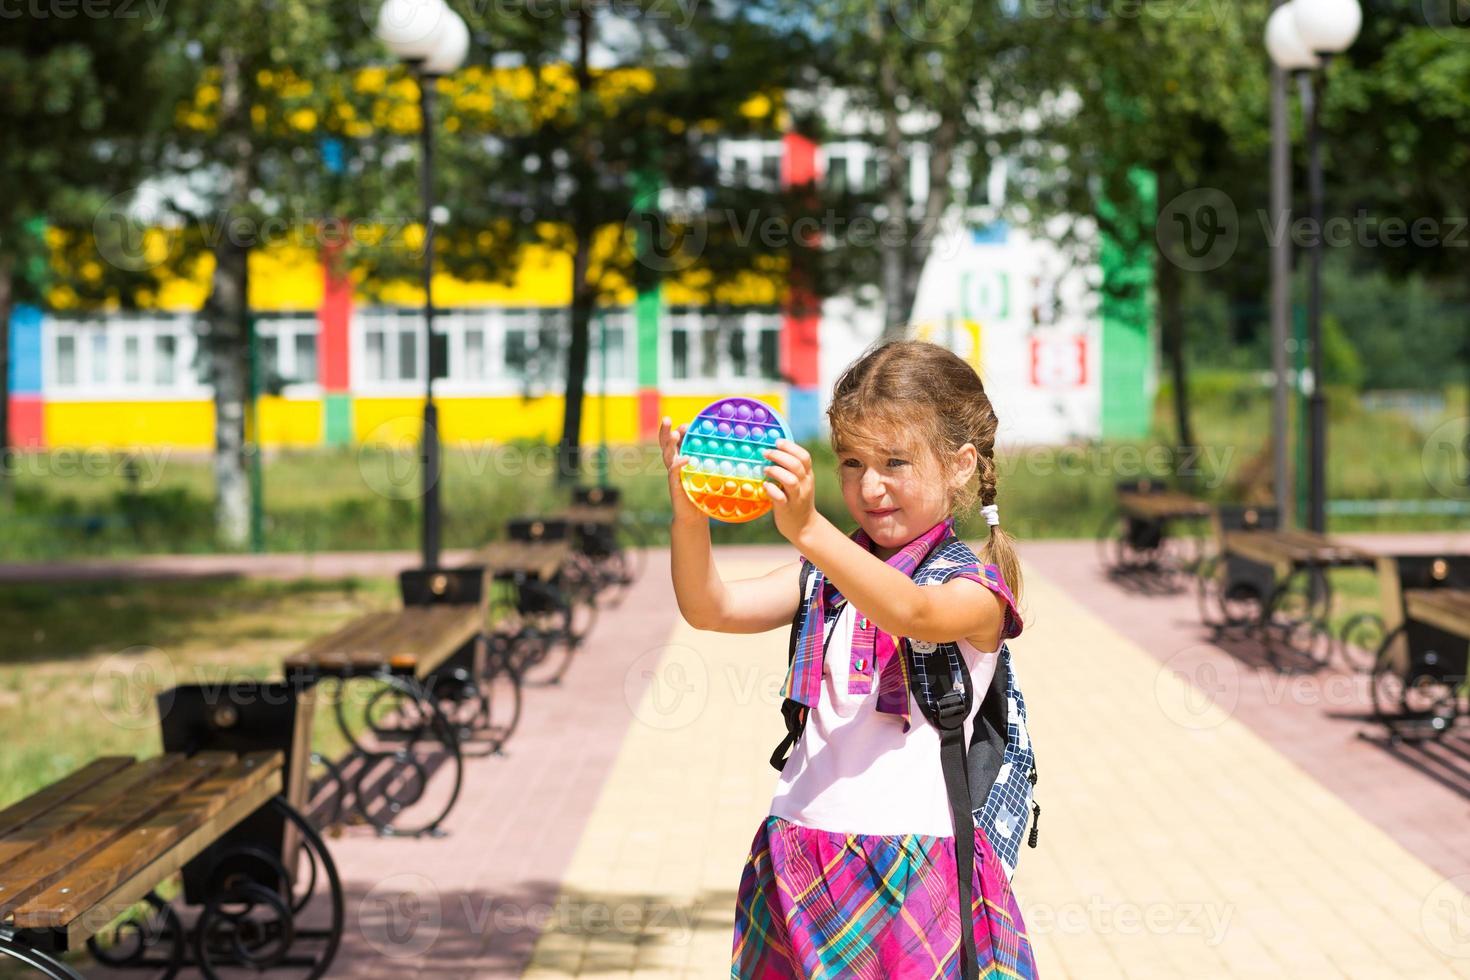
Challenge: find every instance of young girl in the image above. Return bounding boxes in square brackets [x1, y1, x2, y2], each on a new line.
[660, 340, 1038, 979]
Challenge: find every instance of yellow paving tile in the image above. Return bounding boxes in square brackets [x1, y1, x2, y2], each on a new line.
[525, 555, 1470, 978]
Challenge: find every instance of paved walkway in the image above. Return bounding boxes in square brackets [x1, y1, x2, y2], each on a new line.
[511, 548, 1469, 978]
[272, 538, 1470, 978]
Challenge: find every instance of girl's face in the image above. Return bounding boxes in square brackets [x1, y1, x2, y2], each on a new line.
[837, 436, 973, 559]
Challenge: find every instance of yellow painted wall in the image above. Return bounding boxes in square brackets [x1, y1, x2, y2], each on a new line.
[354, 395, 642, 445]
[45, 401, 215, 450]
[256, 396, 324, 447]
[43, 392, 787, 450]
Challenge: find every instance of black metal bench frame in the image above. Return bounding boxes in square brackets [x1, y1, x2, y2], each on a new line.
[1369, 554, 1470, 740]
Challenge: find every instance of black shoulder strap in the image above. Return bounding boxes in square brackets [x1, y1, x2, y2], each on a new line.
[770, 559, 817, 772]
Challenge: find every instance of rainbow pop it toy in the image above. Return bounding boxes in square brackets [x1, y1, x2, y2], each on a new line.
[678, 397, 790, 523]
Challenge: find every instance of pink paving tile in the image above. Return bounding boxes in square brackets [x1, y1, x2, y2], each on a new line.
[1023, 537, 1470, 882]
[315, 547, 686, 978]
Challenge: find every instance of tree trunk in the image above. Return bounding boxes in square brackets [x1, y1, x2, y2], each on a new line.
[877, 44, 909, 341]
[556, 2, 596, 487]
[1153, 174, 1195, 465]
[874, 42, 960, 340]
[206, 45, 254, 546]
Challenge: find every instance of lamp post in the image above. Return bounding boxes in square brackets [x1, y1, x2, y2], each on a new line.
[376, 0, 470, 570]
[1265, 0, 1360, 534]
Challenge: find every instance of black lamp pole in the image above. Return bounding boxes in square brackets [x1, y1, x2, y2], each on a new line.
[1302, 61, 1327, 534]
[417, 63, 442, 570]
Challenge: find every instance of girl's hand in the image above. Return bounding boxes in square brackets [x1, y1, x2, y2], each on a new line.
[659, 416, 706, 526]
[762, 439, 819, 545]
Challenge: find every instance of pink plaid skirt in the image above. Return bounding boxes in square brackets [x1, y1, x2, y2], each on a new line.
[732, 815, 1037, 979]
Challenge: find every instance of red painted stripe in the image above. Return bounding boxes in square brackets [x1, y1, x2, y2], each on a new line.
[781, 131, 822, 388]
[782, 132, 818, 187]
[639, 388, 662, 441]
[8, 395, 44, 449]
[318, 237, 352, 392]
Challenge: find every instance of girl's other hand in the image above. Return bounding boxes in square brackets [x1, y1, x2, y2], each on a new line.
[762, 438, 819, 545]
[659, 416, 706, 526]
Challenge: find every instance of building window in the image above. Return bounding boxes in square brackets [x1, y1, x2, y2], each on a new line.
[55, 335, 77, 387]
[762, 153, 781, 186]
[670, 326, 689, 380]
[293, 333, 317, 384]
[700, 324, 720, 380]
[863, 157, 881, 193]
[727, 322, 749, 377]
[826, 152, 848, 194]
[365, 330, 386, 382]
[259, 335, 281, 382]
[397, 329, 417, 381]
[504, 311, 529, 378]
[154, 334, 177, 385]
[759, 327, 780, 380]
[89, 331, 108, 385]
[464, 327, 486, 380]
[123, 336, 141, 384]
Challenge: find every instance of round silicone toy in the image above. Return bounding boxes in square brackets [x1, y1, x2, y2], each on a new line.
[678, 397, 790, 523]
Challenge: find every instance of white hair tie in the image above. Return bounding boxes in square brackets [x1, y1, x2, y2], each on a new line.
[981, 504, 1000, 527]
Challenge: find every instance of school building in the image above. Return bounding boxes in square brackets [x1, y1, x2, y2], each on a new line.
[6, 100, 1157, 453]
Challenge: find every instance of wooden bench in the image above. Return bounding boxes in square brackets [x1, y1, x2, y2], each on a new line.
[1211, 519, 1379, 667]
[1368, 555, 1470, 738]
[282, 568, 488, 838]
[1100, 479, 1211, 588]
[0, 751, 341, 978]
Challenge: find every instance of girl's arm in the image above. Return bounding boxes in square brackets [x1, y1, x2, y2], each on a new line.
[793, 518, 1004, 646]
[762, 439, 1007, 647]
[662, 417, 804, 633]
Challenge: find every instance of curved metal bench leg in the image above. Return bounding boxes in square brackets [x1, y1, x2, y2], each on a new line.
[83, 889, 184, 978]
[354, 675, 464, 838]
[0, 934, 87, 980]
[192, 795, 343, 980]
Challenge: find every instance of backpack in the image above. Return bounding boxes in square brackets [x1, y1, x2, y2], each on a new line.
[769, 536, 1040, 979]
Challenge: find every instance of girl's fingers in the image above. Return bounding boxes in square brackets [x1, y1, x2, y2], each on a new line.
[763, 464, 799, 487]
[761, 447, 805, 474]
[774, 438, 810, 464]
[764, 482, 787, 502]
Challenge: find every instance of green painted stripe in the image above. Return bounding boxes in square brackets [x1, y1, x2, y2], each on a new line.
[324, 393, 352, 446]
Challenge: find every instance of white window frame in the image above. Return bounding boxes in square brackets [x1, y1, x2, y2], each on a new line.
[44, 312, 206, 401]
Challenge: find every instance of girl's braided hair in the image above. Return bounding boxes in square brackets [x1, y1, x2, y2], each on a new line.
[826, 338, 1023, 607]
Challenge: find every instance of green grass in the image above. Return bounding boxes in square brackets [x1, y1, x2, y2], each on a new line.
[0, 379, 1464, 561]
[0, 576, 400, 809]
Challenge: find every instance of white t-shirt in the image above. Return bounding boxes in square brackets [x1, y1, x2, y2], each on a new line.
[768, 602, 1001, 838]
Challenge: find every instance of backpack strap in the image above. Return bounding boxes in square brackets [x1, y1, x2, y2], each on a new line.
[910, 637, 981, 980]
[770, 559, 818, 772]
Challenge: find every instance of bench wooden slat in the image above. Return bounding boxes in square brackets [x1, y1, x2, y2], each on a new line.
[1118, 491, 1211, 521]
[0, 758, 134, 842]
[0, 752, 235, 918]
[12, 752, 283, 931]
[475, 540, 570, 582]
[0, 755, 190, 869]
[1404, 588, 1470, 640]
[285, 605, 481, 678]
